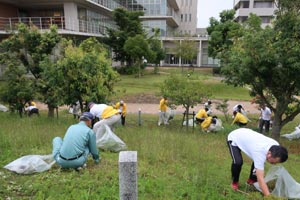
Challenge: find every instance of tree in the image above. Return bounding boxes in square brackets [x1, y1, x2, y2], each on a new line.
[174, 39, 198, 73]
[221, 7, 300, 138]
[207, 9, 242, 66]
[104, 8, 144, 69]
[124, 34, 154, 77]
[55, 37, 119, 112]
[0, 60, 35, 117]
[148, 28, 166, 74]
[160, 75, 209, 130]
[0, 23, 63, 117]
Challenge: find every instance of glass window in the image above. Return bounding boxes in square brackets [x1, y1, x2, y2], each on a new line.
[189, 14, 192, 22]
[261, 16, 271, 23]
[181, 14, 183, 22]
[254, 1, 273, 8]
[241, 1, 250, 8]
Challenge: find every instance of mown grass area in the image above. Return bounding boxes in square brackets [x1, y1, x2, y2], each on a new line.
[113, 68, 251, 101]
[0, 111, 300, 200]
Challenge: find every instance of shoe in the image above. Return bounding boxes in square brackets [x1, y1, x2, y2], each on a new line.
[246, 179, 256, 185]
[231, 182, 239, 190]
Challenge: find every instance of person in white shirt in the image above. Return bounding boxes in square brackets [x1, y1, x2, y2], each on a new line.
[259, 104, 272, 134]
[227, 128, 288, 196]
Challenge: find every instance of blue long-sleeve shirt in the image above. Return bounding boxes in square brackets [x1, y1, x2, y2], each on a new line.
[60, 121, 99, 161]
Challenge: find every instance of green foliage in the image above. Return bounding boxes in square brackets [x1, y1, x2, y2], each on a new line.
[56, 37, 119, 107]
[104, 8, 145, 66]
[221, 9, 300, 137]
[207, 9, 242, 64]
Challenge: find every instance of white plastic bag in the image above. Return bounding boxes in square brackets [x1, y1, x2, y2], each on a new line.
[254, 166, 300, 198]
[0, 104, 8, 112]
[166, 108, 176, 121]
[207, 119, 223, 132]
[281, 126, 300, 140]
[182, 118, 197, 127]
[95, 124, 127, 152]
[4, 154, 55, 174]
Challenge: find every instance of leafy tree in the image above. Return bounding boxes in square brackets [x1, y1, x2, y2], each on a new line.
[207, 9, 242, 66]
[148, 29, 165, 74]
[174, 39, 198, 73]
[222, 7, 300, 138]
[160, 75, 209, 130]
[104, 8, 144, 69]
[0, 23, 62, 116]
[0, 60, 35, 117]
[57, 37, 119, 111]
[124, 34, 154, 78]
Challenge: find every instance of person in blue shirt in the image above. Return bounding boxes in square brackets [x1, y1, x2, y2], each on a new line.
[52, 112, 100, 169]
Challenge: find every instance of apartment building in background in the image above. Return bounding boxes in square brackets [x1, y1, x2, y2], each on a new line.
[234, 0, 276, 27]
[0, 0, 218, 76]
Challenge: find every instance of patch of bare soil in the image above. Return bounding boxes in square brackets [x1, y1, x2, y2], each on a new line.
[121, 93, 161, 104]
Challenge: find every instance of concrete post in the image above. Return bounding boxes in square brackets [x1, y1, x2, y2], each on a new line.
[119, 151, 138, 200]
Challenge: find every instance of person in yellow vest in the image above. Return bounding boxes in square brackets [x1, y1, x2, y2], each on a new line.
[158, 97, 168, 126]
[201, 116, 217, 132]
[93, 106, 121, 135]
[195, 108, 209, 124]
[115, 100, 126, 126]
[231, 111, 248, 127]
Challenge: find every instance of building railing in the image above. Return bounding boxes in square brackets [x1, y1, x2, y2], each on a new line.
[0, 17, 116, 36]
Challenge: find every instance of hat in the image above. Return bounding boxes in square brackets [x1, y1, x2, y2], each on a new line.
[120, 100, 124, 104]
[80, 112, 94, 121]
[88, 102, 94, 108]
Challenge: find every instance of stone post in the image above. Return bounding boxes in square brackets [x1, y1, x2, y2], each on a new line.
[119, 151, 137, 200]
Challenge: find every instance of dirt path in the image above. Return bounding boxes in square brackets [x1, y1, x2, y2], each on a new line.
[126, 100, 260, 115]
[37, 100, 260, 115]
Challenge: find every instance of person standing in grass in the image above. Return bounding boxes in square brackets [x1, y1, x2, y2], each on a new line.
[114, 100, 127, 126]
[259, 104, 272, 134]
[227, 128, 288, 196]
[158, 96, 168, 126]
[52, 112, 100, 170]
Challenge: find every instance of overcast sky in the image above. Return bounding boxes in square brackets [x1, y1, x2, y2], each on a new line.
[197, 0, 234, 28]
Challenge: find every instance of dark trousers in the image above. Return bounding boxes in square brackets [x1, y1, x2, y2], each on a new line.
[121, 115, 126, 126]
[29, 108, 39, 117]
[259, 119, 270, 134]
[227, 141, 257, 183]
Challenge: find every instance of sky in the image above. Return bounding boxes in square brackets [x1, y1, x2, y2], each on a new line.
[197, 0, 234, 28]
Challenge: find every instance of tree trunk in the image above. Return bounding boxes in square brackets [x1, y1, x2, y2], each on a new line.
[185, 106, 189, 131]
[48, 105, 55, 117]
[272, 112, 282, 140]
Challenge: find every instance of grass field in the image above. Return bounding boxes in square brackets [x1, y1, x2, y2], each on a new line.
[1, 69, 300, 199]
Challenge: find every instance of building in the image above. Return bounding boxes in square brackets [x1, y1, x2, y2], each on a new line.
[234, 0, 276, 27]
[0, 0, 217, 76]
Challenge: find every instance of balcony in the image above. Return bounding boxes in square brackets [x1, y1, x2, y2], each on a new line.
[0, 16, 116, 37]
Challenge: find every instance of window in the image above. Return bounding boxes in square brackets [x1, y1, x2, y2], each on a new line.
[261, 16, 271, 23]
[185, 14, 187, 22]
[241, 1, 250, 8]
[181, 14, 183, 22]
[189, 14, 192, 22]
[254, 1, 273, 8]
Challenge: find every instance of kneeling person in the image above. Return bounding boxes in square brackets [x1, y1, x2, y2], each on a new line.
[231, 111, 248, 127]
[52, 112, 100, 169]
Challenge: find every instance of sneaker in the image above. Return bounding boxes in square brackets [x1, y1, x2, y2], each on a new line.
[231, 182, 239, 190]
[246, 179, 256, 185]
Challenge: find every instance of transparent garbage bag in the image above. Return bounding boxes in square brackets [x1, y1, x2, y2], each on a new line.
[281, 126, 300, 140]
[4, 154, 55, 174]
[95, 124, 127, 152]
[254, 166, 300, 198]
[0, 104, 8, 112]
[207, 119, 223, 132]
[166, 108, 176, 121]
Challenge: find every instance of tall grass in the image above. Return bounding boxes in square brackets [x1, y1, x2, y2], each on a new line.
[0, 111, 299, 199]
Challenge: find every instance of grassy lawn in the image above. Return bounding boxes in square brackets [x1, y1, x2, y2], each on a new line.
[1, 69, 299, 199]
[113, 68, 251, 101]
[0, 110, 299, 199]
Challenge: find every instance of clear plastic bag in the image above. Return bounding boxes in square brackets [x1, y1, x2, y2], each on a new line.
[4, 154, 55, 174]
[95, 124, 127, 152]
[207, 119, 223, 132]
[281, 126, 300, 140]
[254, 166, 300, 198]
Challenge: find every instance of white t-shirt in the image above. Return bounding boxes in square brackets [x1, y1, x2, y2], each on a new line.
[228, 128, 279, 170]
[89, 104, 108, 119]
[233, 104, 243, 112]
[261, 107, 272, 120]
